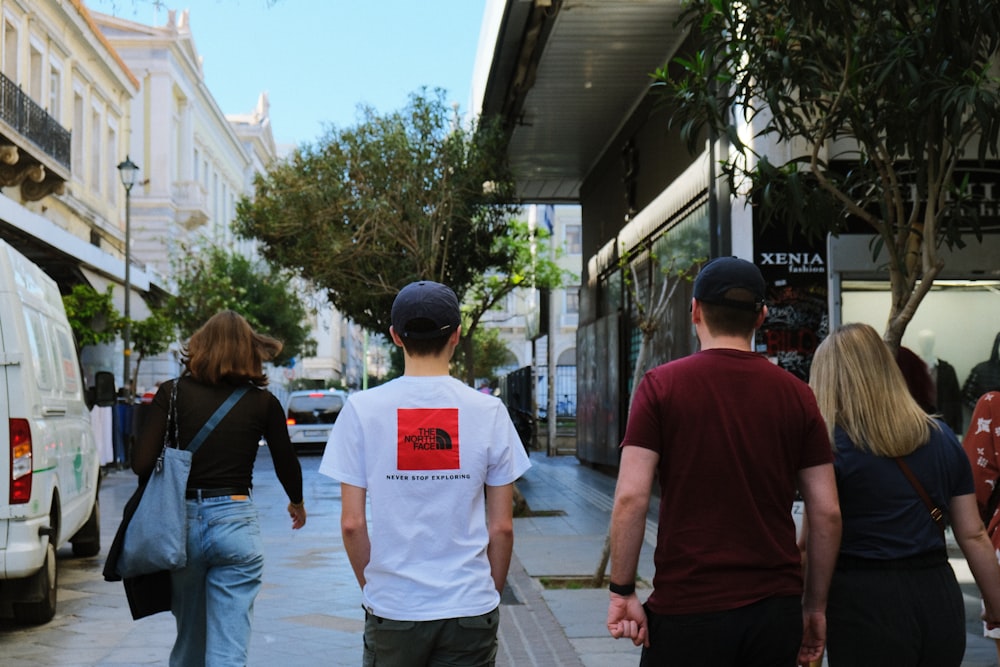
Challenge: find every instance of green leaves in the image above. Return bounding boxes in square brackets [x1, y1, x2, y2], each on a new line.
[166, 244, 315, 367]
[63, 284, 122, 347]
[662, 0, 1000, 347]
[234, 88, 520, 336]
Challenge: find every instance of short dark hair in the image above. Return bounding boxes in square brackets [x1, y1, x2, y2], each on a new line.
[398, 320, 453, 357]
[699, 294, 763, 337]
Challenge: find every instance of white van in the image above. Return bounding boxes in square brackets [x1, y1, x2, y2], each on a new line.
[0, 239, 110, 624]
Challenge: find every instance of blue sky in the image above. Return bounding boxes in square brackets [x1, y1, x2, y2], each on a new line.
[88, 1, 487, 148]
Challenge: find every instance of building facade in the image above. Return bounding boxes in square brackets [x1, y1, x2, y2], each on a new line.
[474, 0, 1000, 467]
[0, 0, 161, 393]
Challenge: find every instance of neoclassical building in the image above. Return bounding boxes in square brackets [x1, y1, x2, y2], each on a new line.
[0, 0, 157, 388]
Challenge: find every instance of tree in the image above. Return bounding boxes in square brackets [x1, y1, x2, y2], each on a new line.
[591, 234, 705, 588]
[167, 244, 316, 366]
[233, 88, 521, 341]
[451, 326, 513, 387]
[662, 0, 1000, 350]
[458, 219, 572, 385]
[129, 308, 176, 392]
[63, 284, 122, 348]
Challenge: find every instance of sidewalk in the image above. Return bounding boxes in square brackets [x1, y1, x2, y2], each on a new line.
[511, 451, 1000, 667]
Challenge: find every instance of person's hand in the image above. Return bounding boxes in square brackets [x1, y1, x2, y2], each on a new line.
[607, 592, 649, 648]
[798, 609, 826, 666]
[287, 501, 306, 529]
[983, 599, 1000, 630]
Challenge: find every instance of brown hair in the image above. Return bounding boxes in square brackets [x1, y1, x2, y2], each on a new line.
[809, 322, 936, 457]
[181, 310, 282, 387]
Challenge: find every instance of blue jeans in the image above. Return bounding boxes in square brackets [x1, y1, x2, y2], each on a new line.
[170, 495, 264, 667]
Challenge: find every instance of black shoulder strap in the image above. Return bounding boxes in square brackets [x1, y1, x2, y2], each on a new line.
[186, 386, 250, 454]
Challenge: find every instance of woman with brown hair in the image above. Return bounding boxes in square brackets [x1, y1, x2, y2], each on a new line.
[808, 322, 1000, 666]
[132, 310, 306, 667]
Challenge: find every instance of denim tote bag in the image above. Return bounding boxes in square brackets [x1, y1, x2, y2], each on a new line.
[116, 382, 248, 579]
[116, 445, 192, 577]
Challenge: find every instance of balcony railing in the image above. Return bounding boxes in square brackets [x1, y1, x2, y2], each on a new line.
[0, 73, 71, 171]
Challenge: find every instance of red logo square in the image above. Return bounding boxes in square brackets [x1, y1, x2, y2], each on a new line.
[396, 408, 460, 470]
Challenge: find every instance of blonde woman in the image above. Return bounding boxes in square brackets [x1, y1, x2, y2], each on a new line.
[808, 323, 1000, 666]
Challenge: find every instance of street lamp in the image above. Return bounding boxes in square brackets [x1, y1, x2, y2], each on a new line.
[117, 155, 139, 401]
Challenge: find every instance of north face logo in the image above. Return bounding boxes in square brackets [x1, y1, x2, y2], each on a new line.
[397, 408, 460, 470]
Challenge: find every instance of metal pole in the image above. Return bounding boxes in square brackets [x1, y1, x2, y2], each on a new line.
[123, 185, 132, 402]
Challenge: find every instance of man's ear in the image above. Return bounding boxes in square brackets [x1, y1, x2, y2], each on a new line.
[690, 298, 701, 324]
[755, 305, 768, 329]
[389, 326, 404, 347]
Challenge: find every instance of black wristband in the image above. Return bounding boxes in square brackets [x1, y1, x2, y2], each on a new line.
[609, 580, 635, 596]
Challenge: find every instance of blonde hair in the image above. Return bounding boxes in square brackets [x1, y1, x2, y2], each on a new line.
[809, 322, 935, 457]
[182, 310, 282, 387]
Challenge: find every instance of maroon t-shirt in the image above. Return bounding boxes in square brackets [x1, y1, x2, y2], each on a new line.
[621, 348, 832, 615]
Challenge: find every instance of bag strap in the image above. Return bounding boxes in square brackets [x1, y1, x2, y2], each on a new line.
[185, 385, 249, 455]
[894, 457, 945, 534]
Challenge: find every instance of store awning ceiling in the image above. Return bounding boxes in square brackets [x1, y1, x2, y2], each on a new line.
[477, 1, 687, 202]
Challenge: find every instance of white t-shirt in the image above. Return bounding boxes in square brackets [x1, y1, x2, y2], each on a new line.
[319, 375, 532, 621]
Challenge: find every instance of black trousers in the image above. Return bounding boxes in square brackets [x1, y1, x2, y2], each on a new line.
[827, 561, 965, 667]
[640, 595, 802, 667]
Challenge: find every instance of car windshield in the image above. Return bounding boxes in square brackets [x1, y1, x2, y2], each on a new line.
[287, 394, 344, 425]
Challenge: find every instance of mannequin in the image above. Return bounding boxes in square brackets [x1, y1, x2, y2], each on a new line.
[918, 329, 937, 369]
[916, 329, 963, 433]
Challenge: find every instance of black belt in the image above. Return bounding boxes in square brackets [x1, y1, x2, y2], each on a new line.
[186, 487, 250, 500]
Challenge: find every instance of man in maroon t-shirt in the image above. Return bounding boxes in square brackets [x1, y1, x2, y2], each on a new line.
[606, 257, 842, 667]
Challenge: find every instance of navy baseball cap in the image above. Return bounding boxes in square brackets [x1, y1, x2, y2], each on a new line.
[391, 281, 461, 339]
[693, 257, 767, 312]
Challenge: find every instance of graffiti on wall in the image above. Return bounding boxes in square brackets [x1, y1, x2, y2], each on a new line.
[753, 226, 829, 381]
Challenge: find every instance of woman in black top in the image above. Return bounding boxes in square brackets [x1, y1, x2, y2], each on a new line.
[133, 310, 306, 667]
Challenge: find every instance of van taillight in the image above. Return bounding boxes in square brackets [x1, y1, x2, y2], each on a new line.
[10, 418, 32, 504]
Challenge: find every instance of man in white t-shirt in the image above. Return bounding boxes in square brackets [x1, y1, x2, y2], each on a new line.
[319, 280, 532, 666]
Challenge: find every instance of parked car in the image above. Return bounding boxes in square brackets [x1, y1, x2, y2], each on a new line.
[284, 389, 347, 453]
[0, 239, 115, 624]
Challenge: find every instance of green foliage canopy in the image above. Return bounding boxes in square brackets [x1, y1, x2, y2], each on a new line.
[63, 284, 121, 347]
[167, 244, 316, 366]
[663, 0, 1000, 348]
[234, 89, 521, 336]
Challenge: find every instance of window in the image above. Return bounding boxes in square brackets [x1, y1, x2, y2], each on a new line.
[4, 20, 18, 81]
[54, 324, 79, 394]
[24, 310, 54, 391]
[90, 107, 102, 193]
[28, 44, 41, 102]
[106, 125, 118, 207]
[48, 61, 62, 120]
[565, 224, 582, 255]
[565, 287, 580, 314]
[72, 91, 84, 175]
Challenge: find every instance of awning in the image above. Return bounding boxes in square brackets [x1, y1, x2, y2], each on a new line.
[80, 266, 152, 320]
